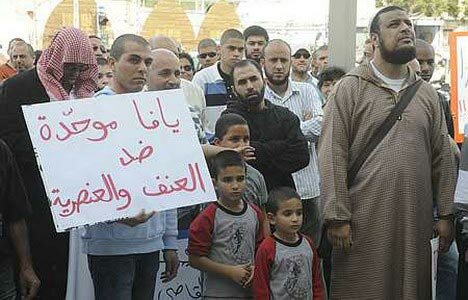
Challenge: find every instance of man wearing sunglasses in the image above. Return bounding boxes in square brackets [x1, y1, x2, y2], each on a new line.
[197, 38, 219, 70]
[291, 47, 324, 104]
[291, 48, 314, 83]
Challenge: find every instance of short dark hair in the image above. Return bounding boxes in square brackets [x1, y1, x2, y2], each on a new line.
[209, 150, 245, 179]
[96, 57, 109, 66]
[198, 38, 217, 51]
[318, 66, 346, 89]
[243, 25, 269, 42]
[179, 52, 194, 70]
[88, 35, 101, 40]
[220, 29, 244, 45]
[110, 34, 150, 61]
[232, 59, 264, 81]
[369, 6, 405, 34]
[214, 113, 248, 139]
[266, 187, 301, 214]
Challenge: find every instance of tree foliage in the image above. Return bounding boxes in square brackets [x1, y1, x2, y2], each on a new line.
[376, 0, 461, 18]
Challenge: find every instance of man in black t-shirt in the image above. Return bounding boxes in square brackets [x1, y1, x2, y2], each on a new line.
[0, 139, 39, 299]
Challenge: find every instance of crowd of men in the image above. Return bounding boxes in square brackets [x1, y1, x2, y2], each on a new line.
[0, 4, 467, 300]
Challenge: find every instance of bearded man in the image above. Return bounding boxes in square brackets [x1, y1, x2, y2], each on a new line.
[319, 6, 456, 299]
[223, 59, 309, 191]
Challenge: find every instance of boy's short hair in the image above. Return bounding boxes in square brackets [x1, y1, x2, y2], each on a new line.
[214, 113, 248, 139]
[318, 66, 346, 89]
[266, 187, 301, 214]
[209, 150, 245, 179]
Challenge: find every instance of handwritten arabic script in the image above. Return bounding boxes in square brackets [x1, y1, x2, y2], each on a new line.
[22, 89, 216, 231]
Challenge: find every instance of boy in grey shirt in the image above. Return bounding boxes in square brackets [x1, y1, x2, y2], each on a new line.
[188, 151, 264, 298]
[213, 113, 269, 235]
[254, 187, 324, 299]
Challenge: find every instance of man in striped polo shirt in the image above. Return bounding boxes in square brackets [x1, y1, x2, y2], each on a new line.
[192, 29, 244, 139]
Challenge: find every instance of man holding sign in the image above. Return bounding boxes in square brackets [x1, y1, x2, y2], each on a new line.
[81, 34, 179, 300]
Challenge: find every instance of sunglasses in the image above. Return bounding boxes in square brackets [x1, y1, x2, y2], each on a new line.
[293, 52, 311, 59]
[181, 65, 193, 72]
[198, 52, 217, 59]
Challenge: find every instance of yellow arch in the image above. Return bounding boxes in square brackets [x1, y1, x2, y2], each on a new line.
[42, 0, 97, 48]
[197, 0, 241, 43]
[141, 0, 196, 51]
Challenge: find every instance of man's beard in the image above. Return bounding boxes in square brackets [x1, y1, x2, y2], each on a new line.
[238, 86, 265, 108]
[265, 69, 290, 86]
[379, 38, 416, 65]
[420, 71, 432, 82]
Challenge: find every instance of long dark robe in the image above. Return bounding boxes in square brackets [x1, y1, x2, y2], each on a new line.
[0, 68, 69, 300]
[319, 63, 456, 299]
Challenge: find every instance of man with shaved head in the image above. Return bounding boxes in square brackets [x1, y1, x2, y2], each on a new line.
[148, 49, 181, 91]
[197, 38, 219, 69]
[149, 35, 178, 52]
[193, 29, 244, 137]
[150, 35, 207, 127]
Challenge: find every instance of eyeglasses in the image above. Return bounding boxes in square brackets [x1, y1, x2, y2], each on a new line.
[198, 52, 217, 59]
[180, 65, 193, 72]
[292, 52, 311, 59]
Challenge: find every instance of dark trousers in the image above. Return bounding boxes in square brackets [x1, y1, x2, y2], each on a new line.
[0, 259, 16, 300]
[29, 222, 69, 300]
[456, 221, 468, 300]
[88, 251, 160, 300]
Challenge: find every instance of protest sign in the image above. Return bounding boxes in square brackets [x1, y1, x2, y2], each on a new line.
[449, 31, 468, 143]
[22, 89, 216, 232]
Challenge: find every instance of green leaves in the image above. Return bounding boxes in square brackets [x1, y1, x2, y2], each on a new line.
[376, 0, 463, 18]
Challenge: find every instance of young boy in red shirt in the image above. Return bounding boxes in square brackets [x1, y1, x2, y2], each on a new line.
[188, 150, 264, 298]
[254, 187, 324, 299]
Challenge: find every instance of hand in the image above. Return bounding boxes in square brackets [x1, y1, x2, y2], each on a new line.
[234, 145, 256, 161]
[118, 209, 156, 227]
[228, 264, 252, 287]
[19, 267, 40, 300]
[303, 111, 313, 121]
[327, 222, 352, 250]
[161, 250, 179, 283]
[435, 219, 454, 253]
[243, 265, 254, 288]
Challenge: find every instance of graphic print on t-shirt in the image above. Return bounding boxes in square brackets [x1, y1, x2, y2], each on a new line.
[284, 254, 310, 299]
[226, 223, 251, 264]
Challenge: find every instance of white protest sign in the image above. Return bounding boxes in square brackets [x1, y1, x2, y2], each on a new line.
[22, 89, 216, 232]
[155, 238, 202, 299]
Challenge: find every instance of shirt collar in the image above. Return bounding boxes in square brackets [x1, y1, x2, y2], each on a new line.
[265, 79, 300, 102]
